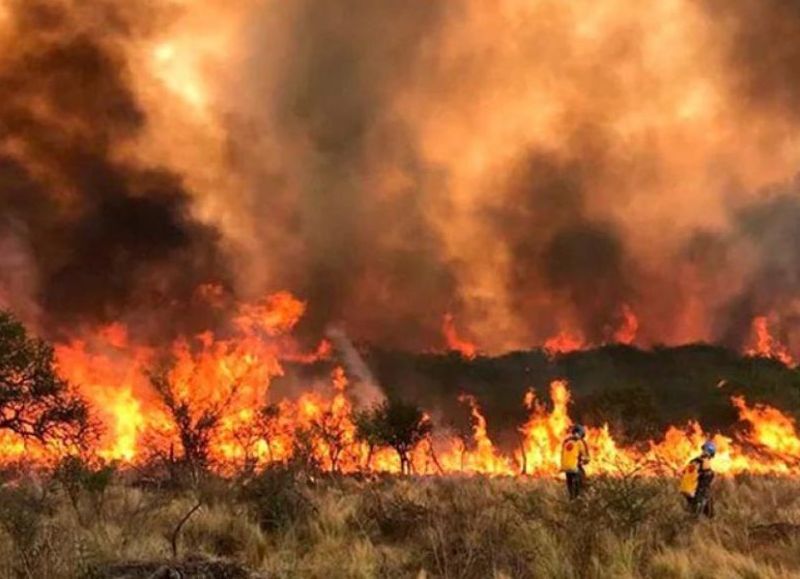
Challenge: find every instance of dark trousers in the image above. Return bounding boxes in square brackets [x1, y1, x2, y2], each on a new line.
[566, 469, 584, 500]
[684, 492, 714, 517]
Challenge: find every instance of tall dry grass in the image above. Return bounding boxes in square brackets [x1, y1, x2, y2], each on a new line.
[0, 470, 798, 578]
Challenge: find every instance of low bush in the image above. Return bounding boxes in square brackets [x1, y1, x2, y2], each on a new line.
[237, 466, 316, 535]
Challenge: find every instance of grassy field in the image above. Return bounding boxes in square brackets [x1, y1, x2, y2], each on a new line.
[1, 469, 799, 579]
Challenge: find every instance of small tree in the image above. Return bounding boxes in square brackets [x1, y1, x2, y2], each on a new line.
[232, 403, 281, 475]
[149, 369, 240, 480]
[310, 409, 350, 473]
[354, 409, 383, 471]
[289, 426, 323, 476]
[357, 399, 432, 475]
[0, 310, 91, 448]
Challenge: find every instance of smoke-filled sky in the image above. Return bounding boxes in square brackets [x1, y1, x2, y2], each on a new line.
[2, 0, 800, 354]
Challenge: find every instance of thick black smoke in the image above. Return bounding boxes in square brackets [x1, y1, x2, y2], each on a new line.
[490, 148, 636, 343]
[0, 0, 230, 339]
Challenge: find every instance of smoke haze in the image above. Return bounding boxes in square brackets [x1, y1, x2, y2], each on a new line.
[2, 0, 800, 354]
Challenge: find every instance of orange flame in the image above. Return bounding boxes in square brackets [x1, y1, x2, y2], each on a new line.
[1, 293, 799, 478]
[612, 304, 639, 345]
[746, 316, 795, 367]
[543, 330, 586, 356]
[518, 380, 573, 475]
[441, 394, 513, 475]
[442, 313, 478, 359]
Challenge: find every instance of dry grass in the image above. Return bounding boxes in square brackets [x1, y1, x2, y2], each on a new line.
[0, 472, 799, 578]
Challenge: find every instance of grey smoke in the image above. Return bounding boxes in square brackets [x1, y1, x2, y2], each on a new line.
[325, 326, 384, 407]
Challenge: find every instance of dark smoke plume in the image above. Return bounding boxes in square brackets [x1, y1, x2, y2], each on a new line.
[712, 180, 800, 353]
[0, 0, 230, 339]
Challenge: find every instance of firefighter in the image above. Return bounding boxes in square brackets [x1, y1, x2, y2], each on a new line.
[679, 441, 716, 517]
[561, 424, 590, 499]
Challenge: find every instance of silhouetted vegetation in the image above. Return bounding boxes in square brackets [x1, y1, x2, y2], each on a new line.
[346, 344, 800, 447]
[356, 399, 432, 475]
[0, 311, 91, 448]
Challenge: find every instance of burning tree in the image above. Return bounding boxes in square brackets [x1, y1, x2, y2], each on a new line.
[307, 366, 357, 473]
[0, 311, 91, 449]
[357, 399, 432, 475]
[310, 409, 350, 474]
[144, 310, 289, 478]
[232, 404, 282, 474]
[148, 368, 241, 479]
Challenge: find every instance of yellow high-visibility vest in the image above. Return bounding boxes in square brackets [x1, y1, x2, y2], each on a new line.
[561, 437, 588, 472]
[679, 457, 710, 497]
[679, 462, 699, 496]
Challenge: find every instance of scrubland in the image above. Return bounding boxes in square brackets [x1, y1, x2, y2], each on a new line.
[1, 466, 799, 579]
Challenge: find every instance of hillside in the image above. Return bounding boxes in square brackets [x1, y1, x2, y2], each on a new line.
[283, 344, 800, 448]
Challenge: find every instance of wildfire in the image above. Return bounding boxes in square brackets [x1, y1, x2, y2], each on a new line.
[543, 305, 639, 357]
[1, 292, 799, 478]
[543, 330, 586, 356]
[54, 331, 153, 462]
[442, 394, 513, 474]
[442, 313, 478, 359]
[613, 304, 639, 345]
[731, 396, 800, 460]
[518, 381, 573, 475]
[746, 316, 795, 367]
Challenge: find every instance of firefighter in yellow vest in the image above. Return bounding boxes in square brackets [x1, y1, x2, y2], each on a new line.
[561, 424, 590, 499]
[679, 441, 716, 517]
